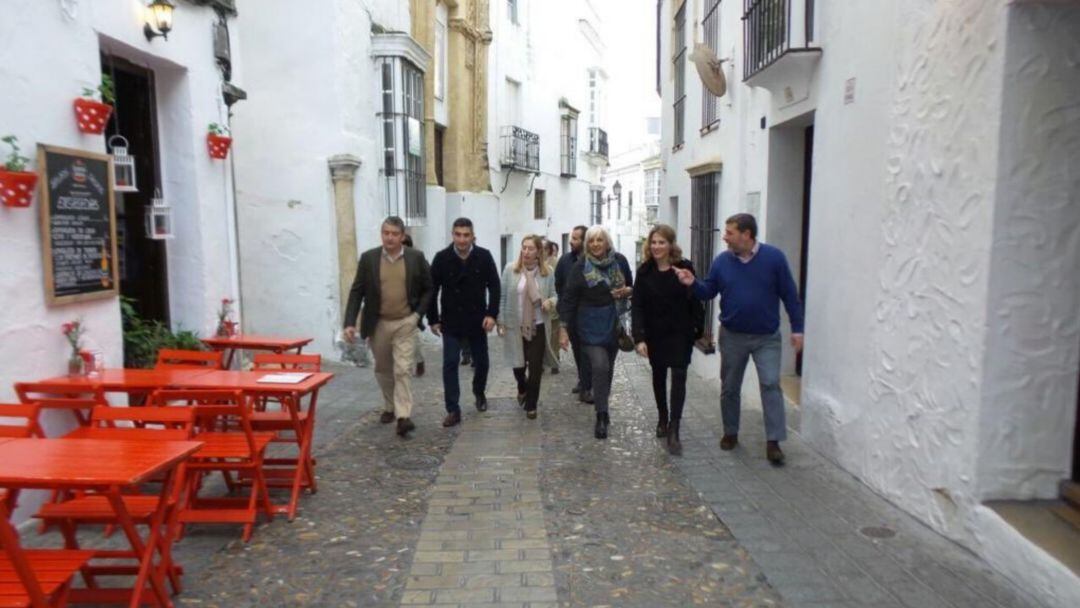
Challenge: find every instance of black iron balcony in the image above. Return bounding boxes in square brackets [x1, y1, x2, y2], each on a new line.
[500, 126, 540, 173]
[588, 127, 608, 160]
[742, 0, 819, 82]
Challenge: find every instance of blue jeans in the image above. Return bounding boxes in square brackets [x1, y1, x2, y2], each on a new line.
[442, 331, 490, 413]
[719, 329, 787, 442]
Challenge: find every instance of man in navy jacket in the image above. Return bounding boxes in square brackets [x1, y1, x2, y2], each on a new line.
[428, 218, 500, 427]
[676, 213, 803, 465]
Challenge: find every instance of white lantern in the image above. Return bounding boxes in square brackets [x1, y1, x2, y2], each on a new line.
[109, 135, 138, 193]
[145, 189, 173, 239]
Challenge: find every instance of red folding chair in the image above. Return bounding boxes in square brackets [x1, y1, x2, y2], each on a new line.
[38, 406, 196, 595]
[13, 383, 107, 429]
[154, 349, 224, 370]
[0, 499, 94, 608]
[150, 390, 274, 542]
[0, 403, 44, 438]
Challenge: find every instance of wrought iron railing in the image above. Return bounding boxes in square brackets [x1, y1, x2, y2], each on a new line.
[500, 126, 540, 173]
[742, 0, 815, 80]
[588, 127, 608, 159]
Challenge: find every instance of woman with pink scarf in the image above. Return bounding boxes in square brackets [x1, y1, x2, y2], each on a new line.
[498, 235, 558, 419]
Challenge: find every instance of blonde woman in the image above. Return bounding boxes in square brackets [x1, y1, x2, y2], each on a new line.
[499, 235, 558, 419]
[557, 226, 632, 439]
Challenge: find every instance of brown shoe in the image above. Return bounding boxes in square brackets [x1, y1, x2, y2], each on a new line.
[380, 411, 395, 424]
[766, 441, 785, 465]
[720, 434, 738, 450]
[442, 412, 461, 427]
[526, 409, 538, 420]
[396, 417, 416, 436]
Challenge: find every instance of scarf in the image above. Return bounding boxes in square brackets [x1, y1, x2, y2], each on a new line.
[520, 265, 543, 340]
[583, 251, 626, 290]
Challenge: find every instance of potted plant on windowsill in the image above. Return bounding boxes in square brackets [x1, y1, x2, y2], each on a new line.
[207, 123, 232, 159]
[0, 135, 37, 208]
[73, 75, 115, 134]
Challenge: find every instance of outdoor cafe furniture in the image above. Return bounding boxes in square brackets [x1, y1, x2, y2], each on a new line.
[30, 365, 334, 522]
[0, 437, 201, 608]
[0, 497, 94, 608]
[38, 406, 196, 596]
[156, 371, 333, 521]
[13, 383, 107, 428]
[154, 350, 224, 370]
[199, 335, 313, 369]
[149, 389, 276, 542]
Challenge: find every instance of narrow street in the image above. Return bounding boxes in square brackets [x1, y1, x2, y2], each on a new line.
[43, 339, 1032, 608]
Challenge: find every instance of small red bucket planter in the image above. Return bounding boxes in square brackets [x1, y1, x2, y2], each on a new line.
[207, 134, 232, 159]
[207, 123, 232, 160]
[1, 135, 37, 208]
[73, 98, 113, 134]
[0, 170, 38, 208]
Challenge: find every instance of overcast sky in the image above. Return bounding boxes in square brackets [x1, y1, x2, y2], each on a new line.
[602, 0, 662, 156]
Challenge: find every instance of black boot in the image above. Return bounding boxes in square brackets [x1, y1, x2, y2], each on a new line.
[656, 408, 669, 438]
[667, 419, 682, 455]
[594, 412, 608, 440]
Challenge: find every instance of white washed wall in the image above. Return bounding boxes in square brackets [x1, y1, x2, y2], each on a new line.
[232, 0, 411, 357]
[0, 0, 242, 521]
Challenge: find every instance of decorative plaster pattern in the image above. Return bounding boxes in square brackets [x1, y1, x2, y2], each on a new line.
[867, 0, 1002, 531]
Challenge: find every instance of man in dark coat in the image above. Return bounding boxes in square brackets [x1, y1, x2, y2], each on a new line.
[344, 216, 433, 437]
[428, 217, 500, 427]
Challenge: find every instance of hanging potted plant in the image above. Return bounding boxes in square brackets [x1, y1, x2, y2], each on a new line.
[206, 123, 232, 160]
[73, 75, 115, 134]
[0, 135, 37, 208]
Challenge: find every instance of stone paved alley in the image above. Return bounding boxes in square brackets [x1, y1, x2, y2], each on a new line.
[29, 340, 1040, 607]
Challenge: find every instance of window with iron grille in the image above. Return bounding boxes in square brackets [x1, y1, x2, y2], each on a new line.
[507, 0, 519, 25]
[377, 56, 427, 225]
[702, 0, 721, 129]
[590, 190, 603, 225]
[560, 113, 578, 177]
[691, 172, 720, 348]
[628, 191, 634, 220]
[534, 189, 546, 219]
[673, 4, 687, 148]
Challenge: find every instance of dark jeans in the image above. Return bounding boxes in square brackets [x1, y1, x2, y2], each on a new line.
[719, 329, 786, 441]
[512, 326, 546, 411]
[582, 344, 617, 414]
[442, 331, 490, 413]
[651, 365, 688, 422]
[569, 330, 592, 391]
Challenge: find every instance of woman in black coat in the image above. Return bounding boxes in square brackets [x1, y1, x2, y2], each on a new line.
[631, 224, 703, 455]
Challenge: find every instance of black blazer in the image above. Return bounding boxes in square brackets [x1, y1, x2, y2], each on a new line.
[427, 245, 500, 335]
[343, 246, 433, 339]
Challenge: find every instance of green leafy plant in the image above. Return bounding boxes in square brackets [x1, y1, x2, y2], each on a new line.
[81, 74, 116, 105]
[120, 296, 204, 368]
[208, 122, 230, 136]
[2, 136, 30, 172]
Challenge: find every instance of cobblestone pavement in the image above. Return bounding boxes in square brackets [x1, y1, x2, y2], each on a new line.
[19, 338, 1040, 607]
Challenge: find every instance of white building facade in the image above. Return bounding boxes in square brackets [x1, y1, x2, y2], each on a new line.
[656, 1, 1080, 605]
[601, 141, 662, 266]
[0, 0, 245, 520]
[232, 0, 418, 358]
[483, 0, 611, 268]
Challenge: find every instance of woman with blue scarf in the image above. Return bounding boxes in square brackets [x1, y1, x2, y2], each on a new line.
[558, 226, 632, 439]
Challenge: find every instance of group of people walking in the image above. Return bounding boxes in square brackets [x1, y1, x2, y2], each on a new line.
[343, 211, 803, 464]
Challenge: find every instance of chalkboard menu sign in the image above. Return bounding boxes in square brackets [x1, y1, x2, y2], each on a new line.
[38, 145, 119, 305]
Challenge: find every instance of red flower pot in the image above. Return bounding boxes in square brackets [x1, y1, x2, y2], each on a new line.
[73, 98, 113, 134]
[207, 134, 232, 159]
[0, 169, 38, 208]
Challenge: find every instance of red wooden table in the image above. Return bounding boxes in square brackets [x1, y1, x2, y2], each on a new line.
[37, 368, 216, 393]
[166, 371, 333, 520]
[0, 438, 202, 608]
[199, 335, 313, 369]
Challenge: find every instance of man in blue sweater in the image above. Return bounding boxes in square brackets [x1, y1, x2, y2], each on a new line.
[675, 213, 803, 465]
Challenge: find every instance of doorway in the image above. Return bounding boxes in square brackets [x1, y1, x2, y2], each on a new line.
[796, 124, 814, 375]
[102, 54, 169, 324]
